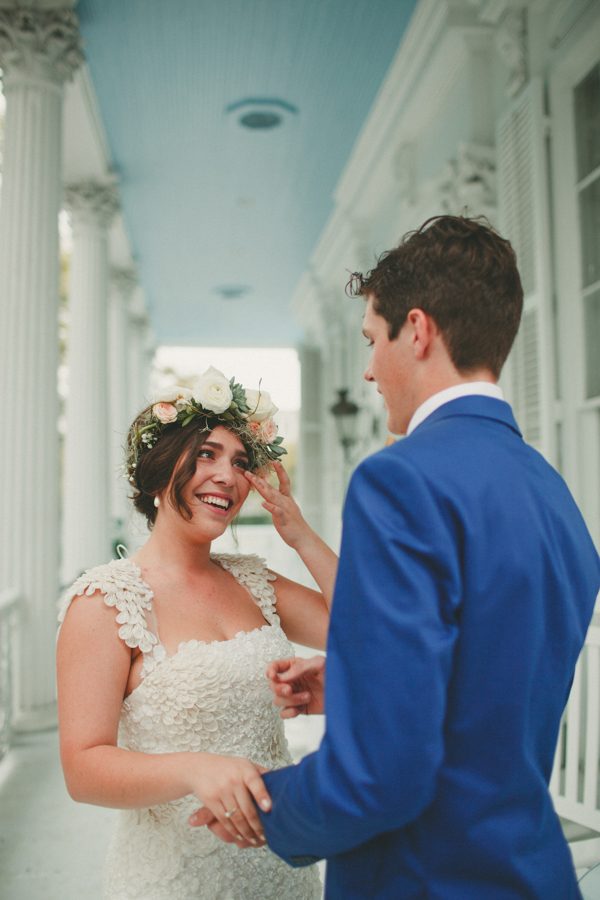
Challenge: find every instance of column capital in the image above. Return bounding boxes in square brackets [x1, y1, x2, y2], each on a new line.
[128, 291, 149, 328]
[435, 141, 497, 221]
[469, 1, 528, 98]
[65, 180, 120, 230]
[0, 6, 83, 87]
[110, 266, 138, 298]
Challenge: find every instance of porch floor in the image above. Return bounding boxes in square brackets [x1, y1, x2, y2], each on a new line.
[0, 728, 112, 899]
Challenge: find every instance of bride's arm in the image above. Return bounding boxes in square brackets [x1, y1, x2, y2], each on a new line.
[244, 462, 336, 648]
[245, 462, 338, 605]
[57, 591, 269, 844]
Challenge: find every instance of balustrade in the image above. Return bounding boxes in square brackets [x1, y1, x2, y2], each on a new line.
[552, 613, 600, 831]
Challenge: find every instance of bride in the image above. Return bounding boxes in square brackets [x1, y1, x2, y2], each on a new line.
[56, 367, 335, 899]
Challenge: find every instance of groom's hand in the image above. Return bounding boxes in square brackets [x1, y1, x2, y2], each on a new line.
[267, 656, 326, 717]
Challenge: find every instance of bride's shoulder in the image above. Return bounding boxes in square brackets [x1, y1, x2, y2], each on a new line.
[57, 559, 156, 652]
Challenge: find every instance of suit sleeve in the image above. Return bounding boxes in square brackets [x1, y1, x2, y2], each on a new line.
[260, 449, 462, 864]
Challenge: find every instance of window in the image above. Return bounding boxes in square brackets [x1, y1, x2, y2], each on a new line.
[574, 64, 600, 399]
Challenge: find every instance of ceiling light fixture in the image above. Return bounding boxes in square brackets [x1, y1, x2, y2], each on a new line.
[213, 285, 251, 300]
[225, 97, 299, 131]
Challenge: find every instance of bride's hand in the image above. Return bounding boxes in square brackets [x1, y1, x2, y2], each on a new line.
[245, 462, 311, 550]
[186, 753, 270, 845]
[267, 656, 326, 717]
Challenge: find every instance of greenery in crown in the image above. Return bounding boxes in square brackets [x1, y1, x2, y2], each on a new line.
[126, 366, 286, 481]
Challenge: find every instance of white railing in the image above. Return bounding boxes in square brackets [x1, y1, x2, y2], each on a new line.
[0, 589, 21, 761]
[551, 616, 600, 831]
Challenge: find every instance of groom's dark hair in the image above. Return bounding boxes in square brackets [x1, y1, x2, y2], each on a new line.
[347, 215, 523, 378]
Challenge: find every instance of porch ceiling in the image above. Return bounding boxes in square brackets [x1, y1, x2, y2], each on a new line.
[75, 0, 417, 347]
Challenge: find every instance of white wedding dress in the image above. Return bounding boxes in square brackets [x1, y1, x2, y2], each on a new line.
[59, 554, 321, 900]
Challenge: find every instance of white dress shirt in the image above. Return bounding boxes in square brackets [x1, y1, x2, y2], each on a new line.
[406, 382, 504, 436]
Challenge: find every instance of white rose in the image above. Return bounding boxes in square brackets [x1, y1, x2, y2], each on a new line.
[245, 388, 278, 423]
[194, 366, 233, 414]
[152, 385, 193, 410]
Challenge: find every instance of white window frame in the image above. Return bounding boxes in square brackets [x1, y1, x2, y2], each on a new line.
[550, 12, 600, 547]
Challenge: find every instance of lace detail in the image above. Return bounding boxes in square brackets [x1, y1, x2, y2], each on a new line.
[213, 553, 280, 625]
[58, 558, 157, 654]
[59, 554, 320, 900]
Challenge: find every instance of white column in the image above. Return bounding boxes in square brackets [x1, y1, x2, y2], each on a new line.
[61, 181, 119, 584]
[142, 321, 157, 406]
[126, 298, 154, 550]
[108, 267, 136, 549]
[128, 295, 151, 419]
[320, 307, 346, 549]
[298, 344, 325, 537]
[0, 6, 82, 729]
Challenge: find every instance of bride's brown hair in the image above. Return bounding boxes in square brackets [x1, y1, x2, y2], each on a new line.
[130, 424, 208, 527]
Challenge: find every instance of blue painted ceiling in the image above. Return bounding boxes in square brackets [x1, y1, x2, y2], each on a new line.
[77, 0, 418, 346]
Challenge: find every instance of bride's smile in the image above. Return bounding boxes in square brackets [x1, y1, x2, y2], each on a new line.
[189, 428, 251, 522]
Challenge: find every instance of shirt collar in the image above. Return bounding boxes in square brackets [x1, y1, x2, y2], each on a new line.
[406, 382, 504, 436]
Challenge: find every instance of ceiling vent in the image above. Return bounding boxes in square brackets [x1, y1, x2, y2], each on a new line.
[213, 285, 251, 300]
[225, 98, 298, 131]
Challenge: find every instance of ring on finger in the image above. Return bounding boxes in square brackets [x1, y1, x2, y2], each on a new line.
[224, 808, 238, 819]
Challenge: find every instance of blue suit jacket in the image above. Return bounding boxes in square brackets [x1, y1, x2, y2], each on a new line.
[261, 397, 600, 899]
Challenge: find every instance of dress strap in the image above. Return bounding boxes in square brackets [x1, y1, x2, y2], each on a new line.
[214, 553, 281, 626]
[57, 558, 158, 654]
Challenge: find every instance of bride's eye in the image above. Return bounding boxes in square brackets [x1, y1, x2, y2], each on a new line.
[198, 448, 214, 459]
[233, 458, 250, 470]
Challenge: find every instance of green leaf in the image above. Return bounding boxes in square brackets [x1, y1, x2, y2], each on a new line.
[181, 414, 196, 426]
[269, 446, 287, 457]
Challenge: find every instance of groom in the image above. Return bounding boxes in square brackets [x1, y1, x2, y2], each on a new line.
[198, 216, 600, 898]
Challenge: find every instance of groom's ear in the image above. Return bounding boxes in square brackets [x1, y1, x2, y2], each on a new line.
[406, 308, 438, 360]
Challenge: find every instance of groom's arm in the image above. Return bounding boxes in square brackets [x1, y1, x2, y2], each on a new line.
[259, 449, 461, 864]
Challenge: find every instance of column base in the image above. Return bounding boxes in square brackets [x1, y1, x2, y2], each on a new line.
[13, 703, 57, 734]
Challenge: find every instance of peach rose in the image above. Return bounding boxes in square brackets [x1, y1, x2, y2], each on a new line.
[259, 418, 278, 443]
[152, 402, 178, 424]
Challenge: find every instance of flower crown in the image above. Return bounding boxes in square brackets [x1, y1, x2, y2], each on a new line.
[126, 366, 286, 482]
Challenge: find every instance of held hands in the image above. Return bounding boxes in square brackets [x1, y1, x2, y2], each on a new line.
[244, 462, 310, 550]
[188, 660, 326, 849]
[267, 656, 326, 718]
[186, 753, 270, 847]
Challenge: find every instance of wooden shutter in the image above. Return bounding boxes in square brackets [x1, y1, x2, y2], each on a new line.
[497, 78, 556, 462]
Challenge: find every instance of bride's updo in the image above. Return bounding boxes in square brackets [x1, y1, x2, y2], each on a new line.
[128, 418, 213, 527]
[125, 370, 286, 528]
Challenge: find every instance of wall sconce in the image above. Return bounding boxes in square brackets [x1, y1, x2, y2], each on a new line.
[329, 388, 360, 463]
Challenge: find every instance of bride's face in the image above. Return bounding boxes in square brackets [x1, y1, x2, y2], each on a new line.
[161, 426, 252, 538]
